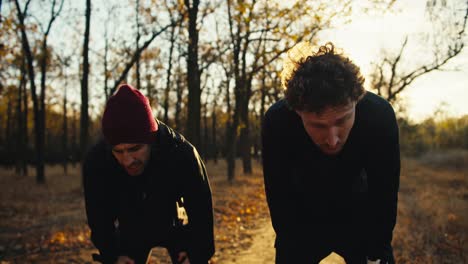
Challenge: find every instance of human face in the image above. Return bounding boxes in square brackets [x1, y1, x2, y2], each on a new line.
[112, 144, 151, 176]
[296, 102, 356, 155]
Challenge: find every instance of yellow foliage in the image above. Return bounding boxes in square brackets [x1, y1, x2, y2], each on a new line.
[77, 234, 85, 242]
[50, 232, 66, 244]
[447, 213, 457, 222]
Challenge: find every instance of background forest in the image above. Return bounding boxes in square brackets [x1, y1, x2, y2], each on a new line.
[0, 0, 467, 263]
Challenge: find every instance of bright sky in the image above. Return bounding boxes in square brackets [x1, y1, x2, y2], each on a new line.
[13, 0, 466, 122]
[317, 0, 468, 122]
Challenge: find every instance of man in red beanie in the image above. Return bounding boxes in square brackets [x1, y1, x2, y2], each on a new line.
[83, 84, 214, 264]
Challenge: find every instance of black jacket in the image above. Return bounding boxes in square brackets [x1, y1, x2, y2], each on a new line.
[262, 92, 400, 263]
[83, 121, 214, 263]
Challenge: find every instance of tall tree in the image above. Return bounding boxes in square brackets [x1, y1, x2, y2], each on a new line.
[16, 55, 27, 176]
[15, 0, 38, 179]
[184, 0, 201, 150]
[211, 86, 223, 164]
[62, 81, 68, 175]
[202, 98, 209, 158]
[163, 0, 182, 125]
[21, 67, 29, 176]
[71, 103, 78, 165]
[135, 0, 141, 90]
[224, 0, 352, 179]
[102, 4, 118, 101]
[80, 0, 91, 163]
[104, 24, 110, 100]
[59, 55, 71, 175]
[6, 89, 13, 160]
[15, 0, 63, 183]
[39, 0, 64, 180]
[174, 65, 185, 132]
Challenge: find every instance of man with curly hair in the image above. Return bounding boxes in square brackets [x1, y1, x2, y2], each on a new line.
[262, 42, 400, 264]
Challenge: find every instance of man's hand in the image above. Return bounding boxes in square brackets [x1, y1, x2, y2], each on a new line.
[177, 251, 190, 264]
[319, 252, 346, 264]
[115, 256, 135, 264]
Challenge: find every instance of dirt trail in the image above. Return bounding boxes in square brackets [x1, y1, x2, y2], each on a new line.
[221, 219, 276, 264]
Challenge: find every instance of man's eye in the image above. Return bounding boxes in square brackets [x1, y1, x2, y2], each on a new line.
[129, 146, 142, 152]
[310, 124, 326, 129]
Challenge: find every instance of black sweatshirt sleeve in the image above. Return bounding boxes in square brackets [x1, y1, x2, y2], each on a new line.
[178, 144, 215, 262]
[82, 145, 119, 263]
[261, 107, 326, 256]
[365, 101, 400, 261]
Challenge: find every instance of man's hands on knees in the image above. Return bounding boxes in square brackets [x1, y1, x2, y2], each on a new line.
[113, 252, 192, 264]
[319, 252, 346, 264]
[115, 256, 135, 264]
[177, 251, 190, 264]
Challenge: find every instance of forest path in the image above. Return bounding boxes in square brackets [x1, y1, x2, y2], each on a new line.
[221, 219, 275, 264]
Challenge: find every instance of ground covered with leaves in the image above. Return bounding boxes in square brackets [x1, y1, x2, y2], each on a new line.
[392, 154, 468, 263]
[1, 153, 467, 263]
[0, 159, 269, 264]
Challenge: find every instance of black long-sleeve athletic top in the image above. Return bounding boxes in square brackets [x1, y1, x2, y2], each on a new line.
[83, 122, 214, 263]
[262, 92, 400, 262]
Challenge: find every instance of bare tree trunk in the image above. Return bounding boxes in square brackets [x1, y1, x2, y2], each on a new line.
[71, 105, 77, 166]
[225, 0, 240, 181]
[22, 74, 29, 175]
[253, 113, 261, 160]
[184, 0, 201, 150]
[38, 36, 48, 183]
[6, 95, 12, 159]
[239, 93, 252, 174]
[144, 60, 154, 108]
[15, 0, 44, 183]
[39, 0, 64, 181]
[259, 65, 268, 163]
[202, 101, 209, 160]
[260, 47, 268, 130]
[104, 34, 110, 100]
[80, 0, 91, 163]
[0, 101, 3, 147]
[135, 0, 141, 90]
[162, 0, 181, 126]
[62, 84, 68, 175]
[226, 122, 237, 182]
[226, 81, 241, 181]
[272, 73, 281, 102]
[225, 0, 256, 179]
[16, 58, 27, 176]
[163, 25, 176, 125]
[222, 73, 234, 180]
[15, 85, 22, 175]
[175, 71, 183, 132]
[211, 95, 218, 164]
[224, 0, 317, 178]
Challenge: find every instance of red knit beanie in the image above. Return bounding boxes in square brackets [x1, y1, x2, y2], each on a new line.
[102, 84, 158, 145]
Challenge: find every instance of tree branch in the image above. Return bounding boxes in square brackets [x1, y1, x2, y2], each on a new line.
[110, 21, 179, 94]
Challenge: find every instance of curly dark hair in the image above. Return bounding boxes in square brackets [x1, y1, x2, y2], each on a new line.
[284, 42, 366, 113]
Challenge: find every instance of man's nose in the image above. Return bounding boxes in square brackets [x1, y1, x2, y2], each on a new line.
[325, 127, 339, 147]
[122, 153, 134, 166]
